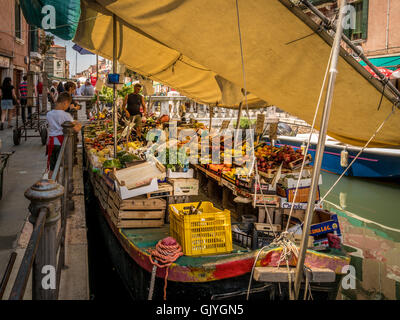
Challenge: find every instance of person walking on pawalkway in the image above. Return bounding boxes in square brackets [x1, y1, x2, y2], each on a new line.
[0, 77, 19, 130]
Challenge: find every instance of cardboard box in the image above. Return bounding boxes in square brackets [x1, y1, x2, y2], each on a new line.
[291, 234, 314, 248]
[280, 175, 322, 189]
[167, 168, 194, 179]
[115, 178, 159, 200]
[113, 160, 165, 190]
[168, 178, 199, 196]
[280, 197, 323, 210]
[310, 211, 342, 237]
[312, 237, 330, 250]
[277, 185, 320, 203]
[281, 208, 338, 233]
[254, 194, 280, 207]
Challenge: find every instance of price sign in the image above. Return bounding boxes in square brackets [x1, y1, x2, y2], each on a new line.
[269, 122, 278, 141]
[220, 120, 230, 131]
[255, 114, 265, 136]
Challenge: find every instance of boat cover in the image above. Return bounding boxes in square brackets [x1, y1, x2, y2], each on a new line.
[74, 0, 399, 147]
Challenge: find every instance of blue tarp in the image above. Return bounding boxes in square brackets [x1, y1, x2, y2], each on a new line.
[20, 0, 81, 41]
[72, 44, 94, 55]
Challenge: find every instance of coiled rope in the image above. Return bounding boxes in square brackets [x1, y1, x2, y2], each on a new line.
[148, 237, 183, 300]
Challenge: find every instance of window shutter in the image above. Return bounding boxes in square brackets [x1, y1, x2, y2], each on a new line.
[361, 0, 369, 40]
[344, 26, 352, 39]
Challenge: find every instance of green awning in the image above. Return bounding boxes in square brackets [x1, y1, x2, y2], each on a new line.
[359, 55, 400, 71]
[20, 0, 81, 41]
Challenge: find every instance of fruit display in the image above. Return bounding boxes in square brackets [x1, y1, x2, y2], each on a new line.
[255, 144, 307, 171]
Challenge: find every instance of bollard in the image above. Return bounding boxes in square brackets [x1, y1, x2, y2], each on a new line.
[25, 179, 64, 300]
[62, 121, 75, 212]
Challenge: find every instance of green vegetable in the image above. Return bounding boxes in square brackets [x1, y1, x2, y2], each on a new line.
[117, 84, 135, 99]
[103, 159, 122, 169]
[119, 154, 140, 165]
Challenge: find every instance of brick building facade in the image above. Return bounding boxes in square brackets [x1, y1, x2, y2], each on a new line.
[0, 0, 29, 88]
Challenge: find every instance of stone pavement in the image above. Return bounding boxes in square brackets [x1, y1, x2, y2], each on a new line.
[0, 122, 47, 287]
[0, 109, 89, 300]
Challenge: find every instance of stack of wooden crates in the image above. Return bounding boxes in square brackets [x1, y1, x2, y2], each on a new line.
[93, 172, 167, 228]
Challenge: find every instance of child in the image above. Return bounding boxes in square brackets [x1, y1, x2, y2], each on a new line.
[47, 92, 82, 179]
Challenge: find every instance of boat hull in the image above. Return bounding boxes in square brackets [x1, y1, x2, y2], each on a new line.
[84, 173, 344, 300]
[276, 138, 400, 178]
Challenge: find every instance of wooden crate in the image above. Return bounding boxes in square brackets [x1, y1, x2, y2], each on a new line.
[106, 191, 166, 228]
[146, 183, 173, 199]
[168, 178, 199, 196]
[277, 185, 320, 203]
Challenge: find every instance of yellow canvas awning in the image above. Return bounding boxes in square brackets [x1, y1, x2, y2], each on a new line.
[74, 0, 400, 148]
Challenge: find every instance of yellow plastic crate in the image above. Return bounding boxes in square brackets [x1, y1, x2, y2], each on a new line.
[169, 201, 233, 256]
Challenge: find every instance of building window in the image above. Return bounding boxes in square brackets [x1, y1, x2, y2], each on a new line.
[15, 1, 22, 39]
[351, 1, 364, 40]
[345, 0, 369, 41]
[30, 26, 38, 52]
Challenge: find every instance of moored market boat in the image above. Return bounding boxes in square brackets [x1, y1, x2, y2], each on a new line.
[82, 133, 350, 300]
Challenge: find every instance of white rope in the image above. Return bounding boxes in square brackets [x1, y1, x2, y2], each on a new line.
[246, 244, 271, 300]
[284, 47, 334, 232]
[287, 260, 293, 300]
[235, 0, 252, 123]
[303, 275, 309, 300]
[318, 108, 395, 204]
[245, 221, 300, 300]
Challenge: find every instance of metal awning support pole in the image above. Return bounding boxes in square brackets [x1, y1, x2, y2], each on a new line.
[293, 0, 347, 300]
[96, 54, 99, 80]
[209, 105, 213, 130]
[113, 14, 117, 158]
[235, 102, 243, 130]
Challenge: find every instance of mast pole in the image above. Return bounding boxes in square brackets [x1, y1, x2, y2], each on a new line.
[293, 0, 347, 300]
[113, 14, 118, 158]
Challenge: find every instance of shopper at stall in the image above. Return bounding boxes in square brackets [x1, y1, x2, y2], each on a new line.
[122, 83, 147, 139]
[0, 77, 19, 130]
[57, 81, 65, 94]
[46, 92, 82, 178]
[75, 81, 82, 96]
[48, 81, 58, 109]
[81, 79, 95, 96]
[64, 81, 81, 114]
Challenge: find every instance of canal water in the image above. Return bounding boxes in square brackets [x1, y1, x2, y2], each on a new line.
[84, 171, 132, 301]
[320, 172, 400, 300]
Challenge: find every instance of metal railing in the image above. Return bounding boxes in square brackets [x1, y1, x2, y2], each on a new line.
[7, 121, 77, 300]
